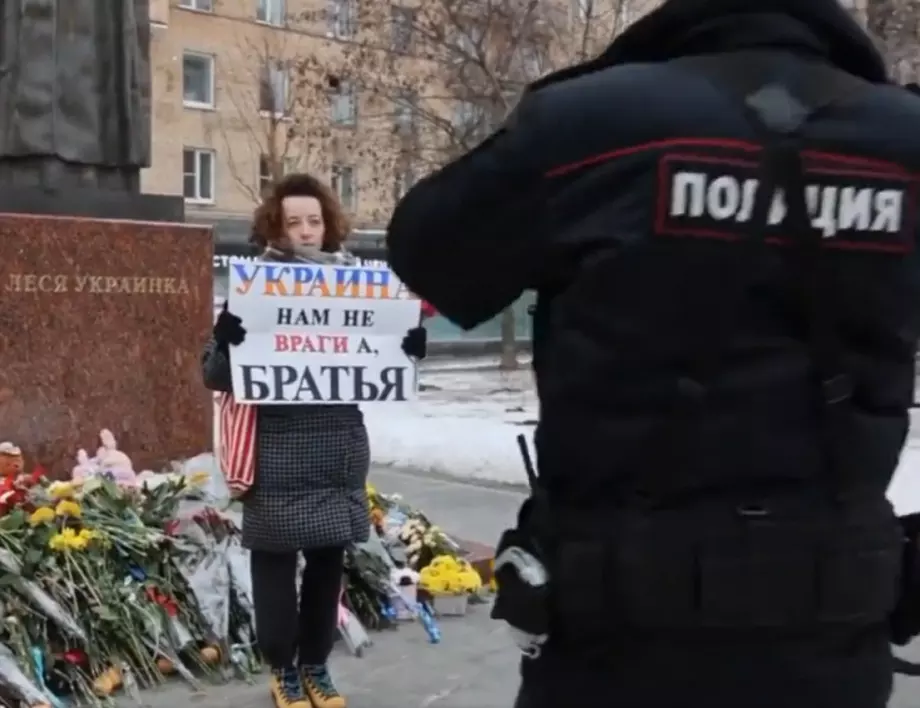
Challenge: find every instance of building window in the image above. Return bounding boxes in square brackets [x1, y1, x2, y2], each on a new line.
[454, 100, 483, 129]
[330, 82, 356, 126]
[393, 164, 416, 202]
[183, 148, 215, 203]
[182, 52, 215, 108]
[327, 0, 355, 39]
[257, 0, 285, 26]
[391, 7, 414, 52]
[282, 156, 300, 175]
[179, 0, 213, 10]
[331, 164, 355, 209]
[393, 91, 416, 133]
[259, 61, 289, 115]
[518, 43, 544, 78]
[258, 155, 275, 195]
[258, 155, 298, 193]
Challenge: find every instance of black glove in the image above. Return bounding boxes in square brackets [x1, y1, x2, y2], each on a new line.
[401, 327, 427, 359]
[213, 302, 246, 347]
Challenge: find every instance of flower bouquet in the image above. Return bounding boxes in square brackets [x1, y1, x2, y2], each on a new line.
[418, 555, 483, 616]
[0, 469, 223, 705]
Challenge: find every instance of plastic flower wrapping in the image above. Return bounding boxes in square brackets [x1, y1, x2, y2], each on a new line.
[0, 445, 485, 705]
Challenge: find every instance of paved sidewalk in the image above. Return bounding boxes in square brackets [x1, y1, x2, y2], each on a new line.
[160, 468, 920, 707]
[894, 641, 920, 708]
[137, 469, 525, 708]
[369, 466, 523, 546]
[137, 604, 518, 708]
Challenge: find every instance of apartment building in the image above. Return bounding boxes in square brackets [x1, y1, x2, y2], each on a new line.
[142, 0, 669, 259]
[144, 0, 413, 261]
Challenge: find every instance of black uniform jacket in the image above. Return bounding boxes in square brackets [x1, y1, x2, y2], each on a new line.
[386, 0, 920, 509]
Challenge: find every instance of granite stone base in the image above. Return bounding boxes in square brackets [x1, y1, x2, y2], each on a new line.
[0, 212, 213, 477]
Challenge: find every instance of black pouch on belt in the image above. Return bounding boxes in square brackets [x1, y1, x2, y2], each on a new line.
[490, 523, 551, 639]
[490, 437, 552, 639]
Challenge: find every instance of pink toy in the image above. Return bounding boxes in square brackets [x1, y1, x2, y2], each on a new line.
[94, 430, 137, 486]
[71, 449, 96, 482]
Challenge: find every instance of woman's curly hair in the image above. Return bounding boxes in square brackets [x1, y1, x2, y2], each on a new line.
[250, 172, 350, 252]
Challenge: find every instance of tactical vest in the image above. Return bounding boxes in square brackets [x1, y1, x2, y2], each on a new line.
[533, 53, 912, 638]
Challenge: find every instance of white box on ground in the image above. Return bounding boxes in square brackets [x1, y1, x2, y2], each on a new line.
[431, 593, 468, 616]
[396, 584, 418, 620]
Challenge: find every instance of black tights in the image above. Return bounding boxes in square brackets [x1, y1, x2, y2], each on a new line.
[251, 546, 344, 669]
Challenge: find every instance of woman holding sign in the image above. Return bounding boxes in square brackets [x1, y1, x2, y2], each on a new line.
[201, 174, 426, 708]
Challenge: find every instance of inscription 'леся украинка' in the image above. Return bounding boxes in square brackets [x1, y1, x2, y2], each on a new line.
[4, 274, 191, 294]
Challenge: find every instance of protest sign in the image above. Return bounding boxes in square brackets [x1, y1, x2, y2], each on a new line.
[227, 261, 421, 404]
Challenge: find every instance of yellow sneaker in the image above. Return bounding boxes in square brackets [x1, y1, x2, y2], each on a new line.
[269, 667, 311, 708]
[301, 665, 346, 708]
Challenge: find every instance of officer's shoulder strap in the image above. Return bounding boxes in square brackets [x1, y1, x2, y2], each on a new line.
[644, 53, 874, 499]
[670, 51, 869, 136]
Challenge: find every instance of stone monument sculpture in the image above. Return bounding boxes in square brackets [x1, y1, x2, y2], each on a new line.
[0, 0, 151, 192]
[0, 0, 213, 476]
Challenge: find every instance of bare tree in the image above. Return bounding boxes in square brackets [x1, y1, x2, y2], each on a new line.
[302, 0, 647, 368]
[218, 23, 393, 214]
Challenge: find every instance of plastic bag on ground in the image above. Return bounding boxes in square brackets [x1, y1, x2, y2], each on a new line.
[354, 525, 397, 569]
[0, 643, 56, 706]
[180, 453, 230, 506]
[179, 537, 231, 640]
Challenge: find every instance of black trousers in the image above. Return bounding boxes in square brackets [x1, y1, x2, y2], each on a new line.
[251, 546, 345, 669]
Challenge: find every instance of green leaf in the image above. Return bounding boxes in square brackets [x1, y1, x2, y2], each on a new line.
[0, 573, 19, 588]
[0, 508, 26, 530]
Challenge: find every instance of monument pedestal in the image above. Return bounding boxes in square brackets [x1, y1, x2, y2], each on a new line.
[0, 211, 213, 476]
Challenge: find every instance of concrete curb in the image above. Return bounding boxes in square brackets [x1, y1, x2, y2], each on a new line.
[369, 460, 530, 493]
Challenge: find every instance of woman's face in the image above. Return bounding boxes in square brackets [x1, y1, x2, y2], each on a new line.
[282, 195, 325, 248]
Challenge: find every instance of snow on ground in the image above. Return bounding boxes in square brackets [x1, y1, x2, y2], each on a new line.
[422, 354, 532, 372]
[363, 367, 537, 486]
[366, 374, 920, 505]
[218, 362, 920, 498]
[886, 410, 920, 515]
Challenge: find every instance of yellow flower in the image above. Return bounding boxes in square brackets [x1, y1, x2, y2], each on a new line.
[49, 528, 77, 551]
[366, 483, 377, 496]
[47, 481, 75, 500]
[187, 470, 210, 487]
[68, 534, 89, 551]
[28, 507, 55, 526]
[429, 555, 458, 571]
[49, 527, 96, 552]
[458, 569, 483, 592]
[55, 500, 82, 518]
[48, 534, 67, 552]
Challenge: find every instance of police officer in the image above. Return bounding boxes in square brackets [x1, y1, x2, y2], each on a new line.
[386, 1, 920, 707]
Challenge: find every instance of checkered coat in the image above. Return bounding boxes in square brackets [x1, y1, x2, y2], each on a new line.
[202, 338, 371, 551]
[202, 247, 371, 552]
